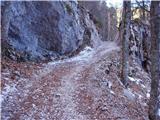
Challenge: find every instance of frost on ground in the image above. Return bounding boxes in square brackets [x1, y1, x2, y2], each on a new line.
[0, 84, 17, 102]
[48, 46, 94, 66]
[1, 41, 150, 120]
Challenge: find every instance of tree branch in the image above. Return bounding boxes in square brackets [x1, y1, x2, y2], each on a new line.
[135, 0, 150, 13]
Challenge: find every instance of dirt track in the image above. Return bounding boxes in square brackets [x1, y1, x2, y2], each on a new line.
[1, 42, 149, 120]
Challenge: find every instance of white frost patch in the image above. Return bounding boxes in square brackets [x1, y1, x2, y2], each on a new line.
[128, 76, 136, 82]
[3, 77, 10, 81]
[141, 84, 146, 88]
[70, 46, 94, 62]
[134, 92, 144, 100]
[48, 46, 94, 66]
[128, 76, 142, 85]
[110, 90, 115, 94]
[108, 81, 112, 89]
[138, 94, 143, 99]
[1, 72, 10, 75]
[79, 46, 92, 54]
[1, 84, 17, 102]
[142, 102, 147, 106]
[135, 78, 142, 84]
[123, 89, 135, 101]
[146, 93, 150, 98]
[48, 42, 119, 66]
[48, 59, 66, 66]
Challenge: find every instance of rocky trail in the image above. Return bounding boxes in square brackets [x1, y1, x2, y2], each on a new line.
[1, 42, 150, 120]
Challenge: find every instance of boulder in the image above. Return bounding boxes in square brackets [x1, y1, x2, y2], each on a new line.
[1, 1, 101, 61]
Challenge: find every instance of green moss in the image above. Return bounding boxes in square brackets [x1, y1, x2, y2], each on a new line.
[65, 4, 72, 15]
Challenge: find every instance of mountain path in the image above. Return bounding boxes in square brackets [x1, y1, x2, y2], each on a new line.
[1, 42, 119, 120]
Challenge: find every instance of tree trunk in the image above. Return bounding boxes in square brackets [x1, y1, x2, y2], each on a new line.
[107, 11, 111, 41]
[142, 0, 145, 20]
[149, 1, 160, 120]
[1, 1, 12, 42]
[121, 0, 131, 87]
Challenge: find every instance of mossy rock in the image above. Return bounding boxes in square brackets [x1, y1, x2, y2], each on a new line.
[65, 4, 73, 15]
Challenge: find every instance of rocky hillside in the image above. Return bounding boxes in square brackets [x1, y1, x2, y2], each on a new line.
[1, 42, 151, 120]
[1, 1, 155, 120]
[117, 19, 151, 72]
[1, 1, 101, 61]
[130, 19, 151, 72]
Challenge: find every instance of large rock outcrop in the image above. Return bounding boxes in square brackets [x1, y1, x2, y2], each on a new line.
[129, 19, 151, 72]
[118, 19, 151, 72]
[1, 1, 101, 61]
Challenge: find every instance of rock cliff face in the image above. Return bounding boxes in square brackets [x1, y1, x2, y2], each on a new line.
[129, 20, 151, 72]
[1, 1, 101, 61]
[118, 19, 151, 72]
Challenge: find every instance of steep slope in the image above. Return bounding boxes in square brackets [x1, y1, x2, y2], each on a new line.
[1, 41, 150, 120]
[116, 19, 151, 73]
[1, 1, 101, 61]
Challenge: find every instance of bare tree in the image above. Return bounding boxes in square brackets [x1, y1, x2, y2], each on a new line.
[121, 0, 131, 87]
[149, 1, 160, 120]
[1, 1, 13, 57]
[1, 1, 12, 41]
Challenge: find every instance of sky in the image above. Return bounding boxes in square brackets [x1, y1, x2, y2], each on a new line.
[105, 0, 151, 8]
[106, 0, 123, 8]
